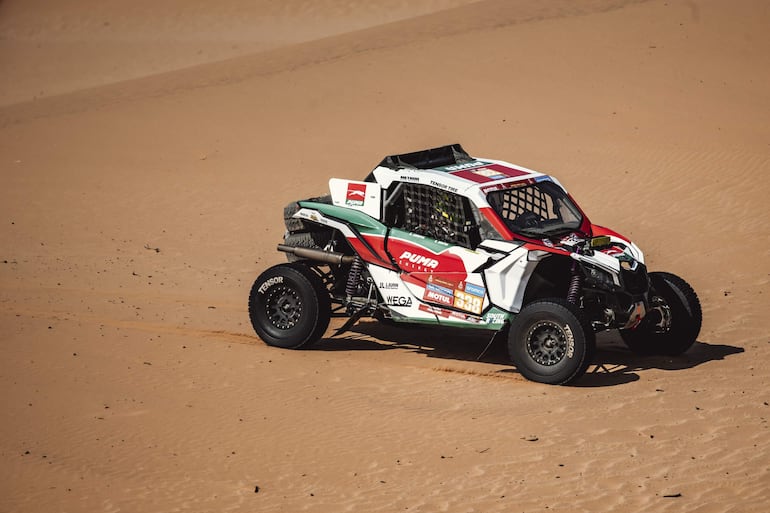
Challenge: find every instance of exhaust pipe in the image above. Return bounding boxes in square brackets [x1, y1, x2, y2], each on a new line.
[277, 244, 357, 265]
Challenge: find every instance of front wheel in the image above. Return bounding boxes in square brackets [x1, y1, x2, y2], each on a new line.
[508, 299, 595, 385]
[248, 263, 331, 349]
[621, 272, 701, 356]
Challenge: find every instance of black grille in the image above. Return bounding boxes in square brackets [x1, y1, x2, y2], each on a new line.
[621, 264, 649, 295]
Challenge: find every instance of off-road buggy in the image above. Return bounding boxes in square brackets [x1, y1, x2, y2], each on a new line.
[248, 144, 701, 384]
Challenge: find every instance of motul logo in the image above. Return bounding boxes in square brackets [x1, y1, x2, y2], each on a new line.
[398, 251, 439, 269]
[425, 290, 452, 305]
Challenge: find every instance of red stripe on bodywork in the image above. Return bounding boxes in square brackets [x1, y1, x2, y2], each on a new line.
[346, 236, 396, 270]
[523, 241, 571, 256]
[590, 223, 631, 244]
[451, 164, 530, 183]
[479, 207, 514, 240]
[386, 238, 467, 273]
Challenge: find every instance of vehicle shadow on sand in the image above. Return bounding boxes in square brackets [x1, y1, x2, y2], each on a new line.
[318, 320, 744, 387]
[575, 333, 744, 386]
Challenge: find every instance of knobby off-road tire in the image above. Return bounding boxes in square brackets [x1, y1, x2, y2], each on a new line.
[248, 263, 331, 349]
[621, 272, 701, 356]
[282, 197, 334, 263]
[508, 299, 595, 385]
[283, 195, 332, 232]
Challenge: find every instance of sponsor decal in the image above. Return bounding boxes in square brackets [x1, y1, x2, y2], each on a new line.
[378, 282, 400, 290]
[479, 182, 512, 193]
[484, 312, 507, 326]
[399, 175, 420, 182]
[443, 161, 484, 172]
[418, 304, 481, 323]
[428, 274, 460, 290]
[386, 296, 413, 307]
[429, 180, 458, 193]
[472, 167, 507, 180]
[479, 177, 536, 192]
[345, 183, 367, 206]
[421, 276, 486, 314]
[454, 290, 482, 315]
[398, 250, 439, 270]
[258, 276, 283, 294]
[450, 310, 482, 324]
[426, 281, 454, 297]
[298, 210, 324, 224]
[453, 164, 529, 184]
[419, 304, 445, 316]
[463, 282, 486, 298]
[424, 288, 453, 306]
[450, 280, 485, 315]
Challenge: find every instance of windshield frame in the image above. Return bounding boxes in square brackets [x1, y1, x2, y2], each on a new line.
[485, 179, 585, 239]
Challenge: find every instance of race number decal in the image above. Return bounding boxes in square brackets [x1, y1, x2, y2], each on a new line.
[454, 290, 483, 315]
[453, 281, 485, 315]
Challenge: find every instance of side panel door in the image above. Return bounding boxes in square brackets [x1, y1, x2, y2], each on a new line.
[386, 229, 492, 325]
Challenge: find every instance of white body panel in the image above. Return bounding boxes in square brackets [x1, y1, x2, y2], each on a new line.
[482, 245, 537, 313]
[329, 178, 381, 219]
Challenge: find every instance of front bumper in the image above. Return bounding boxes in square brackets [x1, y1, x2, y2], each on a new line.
[582, 262, 650, 330]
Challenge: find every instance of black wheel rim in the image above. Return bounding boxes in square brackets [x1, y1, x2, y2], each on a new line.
[265, 285, 302, 330]
[526, 321, 567, 366]
[648, 295, 673, 333]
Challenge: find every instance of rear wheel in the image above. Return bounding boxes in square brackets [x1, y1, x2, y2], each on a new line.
[508, 299, 595, 385]
[248, 263, 331, 349]
[621, 272, 701, 356]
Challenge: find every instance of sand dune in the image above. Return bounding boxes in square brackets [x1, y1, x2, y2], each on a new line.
[0, 0, 483, 106]
[1, 0, 769, 511]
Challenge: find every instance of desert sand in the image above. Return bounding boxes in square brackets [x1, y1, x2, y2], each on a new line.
[1, 0, 768, 511]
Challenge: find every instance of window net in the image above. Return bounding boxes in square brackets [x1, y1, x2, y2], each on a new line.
[401, 184, 477, 248]
[488, 185, 556, 223]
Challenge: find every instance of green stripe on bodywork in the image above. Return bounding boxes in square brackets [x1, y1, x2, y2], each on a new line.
[298, 201, 387, 236]
[388, 306, 510, 330]
[388, 228, 453, 254]
[388, 316, 441, 327]
[481, 307, 512, 330]
[389, 316, 505, 330]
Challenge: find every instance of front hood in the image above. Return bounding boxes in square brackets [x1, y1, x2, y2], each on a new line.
[542, 231, 645, 274]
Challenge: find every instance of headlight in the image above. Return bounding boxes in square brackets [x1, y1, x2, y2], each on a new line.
[583, 264, 617, 289]
[618, 255, 638, 271]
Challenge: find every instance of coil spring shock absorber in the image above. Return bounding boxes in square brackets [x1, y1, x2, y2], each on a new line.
[345, 256, 364, 311]
[567, 261, 583, 305]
